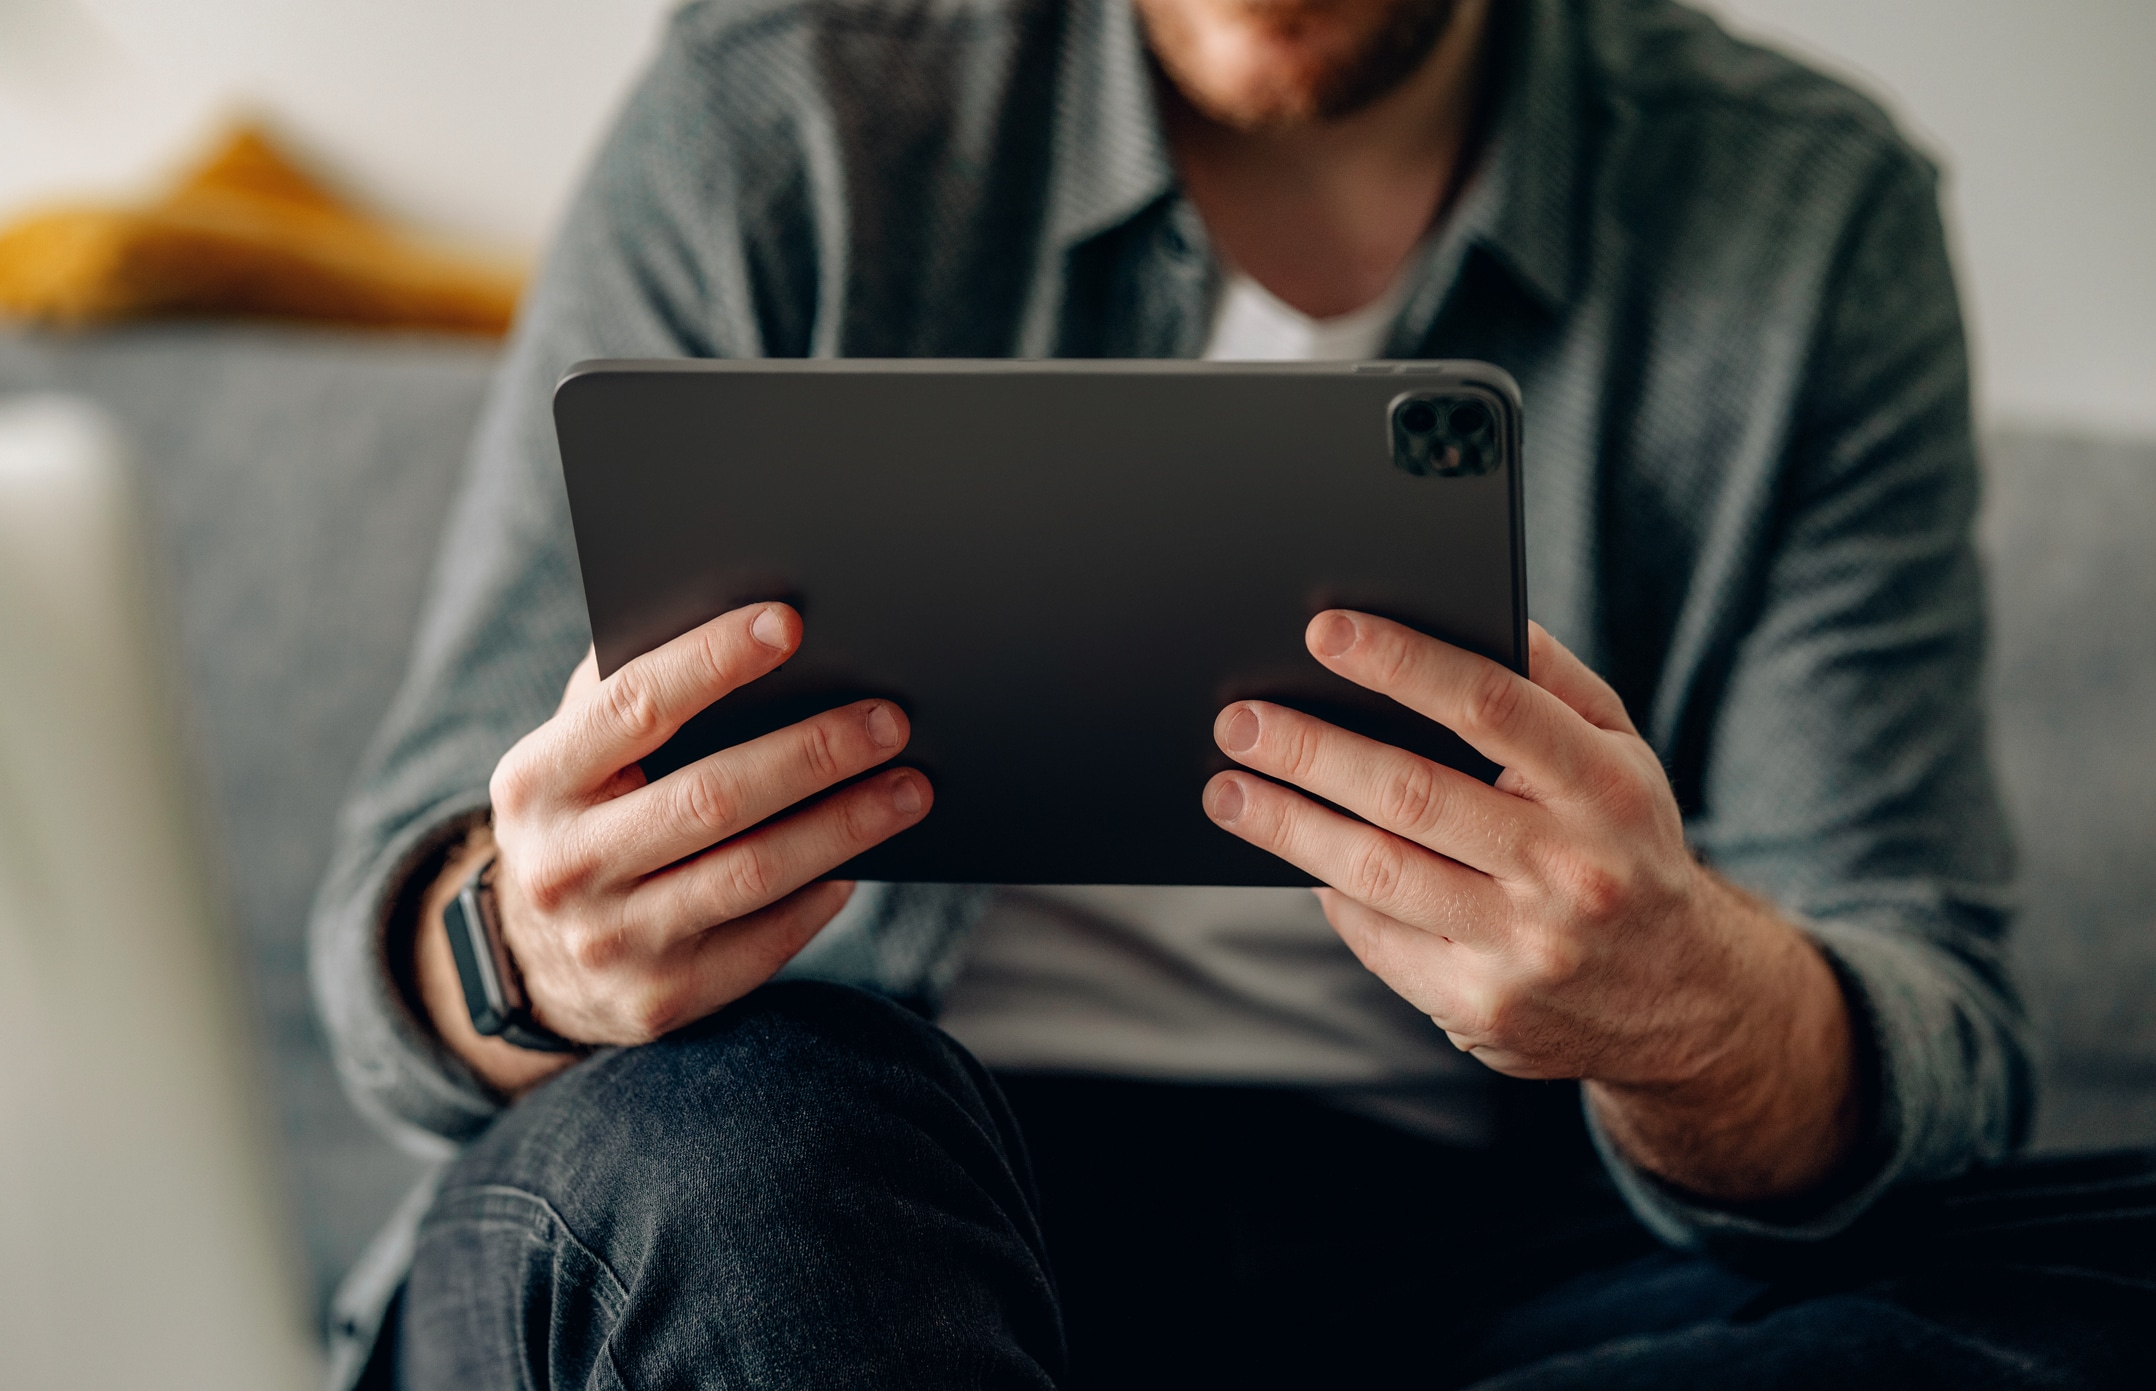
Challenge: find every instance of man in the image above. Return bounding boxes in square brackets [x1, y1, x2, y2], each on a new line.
[310, 0, 2129, 1385]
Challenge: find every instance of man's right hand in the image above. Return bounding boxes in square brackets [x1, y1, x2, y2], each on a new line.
[410, 602, 930, 1096]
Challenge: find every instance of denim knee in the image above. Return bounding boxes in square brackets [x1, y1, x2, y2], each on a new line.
[441, 980, 1020, 1227]
[400, 982, 1062, 1390]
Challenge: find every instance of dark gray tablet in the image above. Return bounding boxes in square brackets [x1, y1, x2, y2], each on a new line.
[554, 359, 1526, 886]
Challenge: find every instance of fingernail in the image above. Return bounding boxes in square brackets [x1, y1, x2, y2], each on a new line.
[1221, 706, 1260, 754]
[1313, 612, 1358, 658]
[865, 702, 902, 750]
[890, 772, 925, 817]
[1207, 777, 1245, 824]
[751, 607, 788, 649]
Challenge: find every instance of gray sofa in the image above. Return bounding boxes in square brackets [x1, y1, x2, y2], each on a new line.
[2, 323, 2150, 1333]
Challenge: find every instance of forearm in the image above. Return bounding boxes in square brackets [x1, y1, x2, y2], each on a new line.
[407, 824, 581, 1099]
[1585, 870, 1863, 1204]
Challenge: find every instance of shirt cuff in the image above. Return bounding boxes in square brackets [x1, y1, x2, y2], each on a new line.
[311, 795, 504, 1149]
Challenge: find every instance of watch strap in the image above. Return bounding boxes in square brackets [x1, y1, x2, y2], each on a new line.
[442, 856, 583, 1054]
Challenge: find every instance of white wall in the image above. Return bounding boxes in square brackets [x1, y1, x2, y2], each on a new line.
[1704, 1, 2156, 440]
[3, 0, 2151, 437]
[0, 0, 675, 249]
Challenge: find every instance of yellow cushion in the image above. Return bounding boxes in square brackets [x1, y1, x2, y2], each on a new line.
[0, 125, 523, 335]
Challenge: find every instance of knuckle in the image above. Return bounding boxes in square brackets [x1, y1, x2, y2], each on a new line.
[720, 842, 775, 909]
[1377, 760, 1443, 834]
[1448, 980, 1507, 1041]
[1372, 633, 1418, 690]
[520, 830, 598, 905]
[798, 718, 844, 783]
[677, 768, 738, 837]
[518, 857, 572, 916]
[1269, 720, 1307, 778]
[1463, 662, 1526, 736]
[835, 784, 886, 846]
[621, 982, 687, 1042]
[1477, 985, 1531, 1044]
[1251, 790, 1295, 849]
[523, 880, 569, 917]
[1281, 721, 1328, 783]
[1518, 931, 1585, 988]
[562, 922, 626, 973]
[1562, 858, 1632, 923]
[489, 747, 538, 818]
[602, 673, 666, 745]
[1345, 837, 1405, 904]
[692, 622, 731, 679]
[541, 833, 600, 895]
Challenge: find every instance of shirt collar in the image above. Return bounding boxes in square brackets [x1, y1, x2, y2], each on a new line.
[1040, 0, 1179, 255]
[1040, 0, 1590, 318]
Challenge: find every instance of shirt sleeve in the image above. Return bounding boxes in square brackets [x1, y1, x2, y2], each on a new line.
[1591, 148, 2036, 1253]
[305, 32, 775, 1145]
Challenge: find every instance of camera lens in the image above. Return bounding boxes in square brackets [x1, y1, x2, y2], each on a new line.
[1447, 402, 1488, 435]
[1399, 402, 1437, 434]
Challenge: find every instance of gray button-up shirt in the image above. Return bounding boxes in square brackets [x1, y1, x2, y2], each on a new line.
[311, 0, 2030, 1370]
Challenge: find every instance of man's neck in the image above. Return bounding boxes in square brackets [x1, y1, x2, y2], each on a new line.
[1160, 0, 1495, 320]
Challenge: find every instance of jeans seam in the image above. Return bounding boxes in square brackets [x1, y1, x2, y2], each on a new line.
[427, 1182, 634, 1321]
[596, 1338, 635, 1391]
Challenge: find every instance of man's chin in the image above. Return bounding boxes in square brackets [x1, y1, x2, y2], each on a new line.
[1139, 0, 1462, 130]
[1171, 44, 1356, 130]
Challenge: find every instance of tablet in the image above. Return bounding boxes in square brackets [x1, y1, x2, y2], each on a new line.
[554, 359, 1526, 886]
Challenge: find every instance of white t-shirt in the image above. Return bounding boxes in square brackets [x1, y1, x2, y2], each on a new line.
[935, 266, 1491, 1144]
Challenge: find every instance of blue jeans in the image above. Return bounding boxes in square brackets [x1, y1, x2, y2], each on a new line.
[388, 983, 2156, 1389]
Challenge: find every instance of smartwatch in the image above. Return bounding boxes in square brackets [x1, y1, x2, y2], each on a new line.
[442, 856, 582, 1053]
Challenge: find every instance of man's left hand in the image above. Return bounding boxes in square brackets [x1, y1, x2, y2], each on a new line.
[1205, 611, 1863, 1203]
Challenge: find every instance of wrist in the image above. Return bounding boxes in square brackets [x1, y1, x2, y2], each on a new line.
[415, 826, 580, 1098]
[443, 854, 582, 1053]
[1588, 873, 1862, 1202]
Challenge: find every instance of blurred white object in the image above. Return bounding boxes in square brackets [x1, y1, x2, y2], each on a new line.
[0, 398, 319, 1390]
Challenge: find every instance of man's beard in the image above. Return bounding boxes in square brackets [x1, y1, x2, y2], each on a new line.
[1141, 0, 1467, 131]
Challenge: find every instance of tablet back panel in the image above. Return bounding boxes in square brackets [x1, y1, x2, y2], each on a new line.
[555, 360, 1525, 886]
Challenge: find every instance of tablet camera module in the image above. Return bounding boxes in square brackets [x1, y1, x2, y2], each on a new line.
[1390, 394, 1499, 478]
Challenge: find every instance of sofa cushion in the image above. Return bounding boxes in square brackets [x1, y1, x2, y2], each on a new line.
[1981, 428, 2156, 1151]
